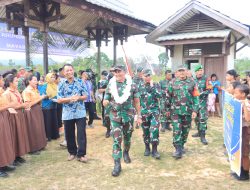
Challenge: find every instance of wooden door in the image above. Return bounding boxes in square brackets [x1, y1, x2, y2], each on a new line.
[204, 56, 226, 86]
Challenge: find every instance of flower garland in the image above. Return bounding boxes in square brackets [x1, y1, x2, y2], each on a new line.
[109, 74, 132, 104]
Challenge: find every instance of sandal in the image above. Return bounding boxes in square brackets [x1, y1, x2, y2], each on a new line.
[77, 156, 88, 163]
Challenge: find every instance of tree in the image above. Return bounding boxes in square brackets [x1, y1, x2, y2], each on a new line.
[8, 59, 15, 67]
[235, 58, 250, 77]
[158, 52, 169, 71]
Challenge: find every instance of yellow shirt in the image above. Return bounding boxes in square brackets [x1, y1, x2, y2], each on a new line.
[22, 86, 41, 102]
[3, 88, 23, 105]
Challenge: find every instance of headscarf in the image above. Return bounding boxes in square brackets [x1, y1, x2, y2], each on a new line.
[45, 73, 57, 98]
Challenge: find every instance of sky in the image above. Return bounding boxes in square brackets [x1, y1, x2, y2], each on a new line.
[100, 0, 250, 64]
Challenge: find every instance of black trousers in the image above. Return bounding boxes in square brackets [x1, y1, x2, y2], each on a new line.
[42, 109, 59, 140]
[56, 103, 63, 128]
[85, 102, 94, 125]
[64, 117, 87, 157]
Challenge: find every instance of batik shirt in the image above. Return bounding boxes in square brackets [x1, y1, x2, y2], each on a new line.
[57, 77, 87, 120]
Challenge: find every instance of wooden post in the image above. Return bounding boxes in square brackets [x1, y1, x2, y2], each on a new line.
[113, 38, 117, 66]
[97, 45, 101, 81]
[42, 24, 49, 74]
[23, 27, 30, 66]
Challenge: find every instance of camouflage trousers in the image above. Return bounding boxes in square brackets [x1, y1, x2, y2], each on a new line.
[142, 113, 160, 145]
[160, 110, 171, 128]
[103, 115, 111, 129]
[171, 114, 192, 146]
[195, 106, 208, 131]
[110, 119, 134, 160]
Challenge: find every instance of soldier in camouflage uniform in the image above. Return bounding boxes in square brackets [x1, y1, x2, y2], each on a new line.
[139, 69, 162, 159]
[132, 66, 144, 128]
[166, 65, 199, 159]
[192, 64, 210, 145]
[97, 70, 111, 138]
[159, 70, 172, 132]
[103, 65, 142, 177]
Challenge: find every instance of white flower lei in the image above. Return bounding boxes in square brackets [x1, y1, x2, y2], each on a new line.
[109, 74, 132, 104]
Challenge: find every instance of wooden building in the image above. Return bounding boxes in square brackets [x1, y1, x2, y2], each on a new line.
[146, 0, 250, 84]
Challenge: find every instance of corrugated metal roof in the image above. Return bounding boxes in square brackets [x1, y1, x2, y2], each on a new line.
[0, 0, 155, 38]
[157, 29, 231, 42]
[147, 0, 250, 45]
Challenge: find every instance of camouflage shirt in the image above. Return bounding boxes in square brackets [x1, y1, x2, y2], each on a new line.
[133, 75, 144, 95]
[166, 77, 199, 115]
[104, 78, 139, 123]
[194, 75, 209, 107]
[159, 79, 171, 111]
[140, 82, 161, 116]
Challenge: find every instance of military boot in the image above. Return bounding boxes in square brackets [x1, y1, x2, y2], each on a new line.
[144, 144, 151, 156]
[172, 145, 182, 159]
[200, 131, 208, 145]
[123, 150, 131, 163]
[232, 167, 249, 181]
[112, 159, 121, 177]
[192, 131, 200, 138]
[151, 144, 160, 159]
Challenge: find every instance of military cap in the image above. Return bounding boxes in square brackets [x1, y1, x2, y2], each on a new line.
[136, 66, 144, 72]
[114, 65, 126, 71]
[194, 64, 203, 72]
[176, 64, 187, 71]
[143, 69, 152, 76]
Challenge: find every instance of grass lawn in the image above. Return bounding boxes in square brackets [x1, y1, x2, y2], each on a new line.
[0, 117, 249, 189]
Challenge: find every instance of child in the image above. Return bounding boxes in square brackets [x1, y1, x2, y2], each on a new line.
[232, 84, 250, 180]
[207, 89, 216, 117]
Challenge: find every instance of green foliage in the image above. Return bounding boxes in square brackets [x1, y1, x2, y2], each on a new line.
[158, 52, 169, 73]
[235, 58, 250, 77]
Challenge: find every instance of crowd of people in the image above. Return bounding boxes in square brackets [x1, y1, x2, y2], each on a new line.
[0, 64, 249, 181]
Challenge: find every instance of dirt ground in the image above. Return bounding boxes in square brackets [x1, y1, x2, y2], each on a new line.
[0, 117, 249, 190]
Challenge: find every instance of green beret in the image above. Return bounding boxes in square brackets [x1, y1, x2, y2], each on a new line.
[137, 66, 144, 72]
[194, 64, 203, 72]
[143, 69, 152, 76]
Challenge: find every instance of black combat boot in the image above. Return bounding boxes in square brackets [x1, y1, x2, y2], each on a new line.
[144, 144, 151, 156]
[152, 144, 160, 159]
[160, 123, 166, 132]
[200, 131, 208, 145]
[192, 131, 200, 138]
[123, 150, 131, 163]
[181, 145, 186, 154]
[112, 159, 121, 177]
[173, 145, 182, 159]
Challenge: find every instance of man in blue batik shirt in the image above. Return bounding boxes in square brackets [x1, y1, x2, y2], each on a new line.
[57, 64, 88, 163]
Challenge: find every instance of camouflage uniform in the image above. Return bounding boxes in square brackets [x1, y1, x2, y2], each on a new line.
[194, 75, 209, 132]
[159, 79, 171, 130]
[166, 77, 199, 148]
[140, 82, 161, 145]
[98, 79, 110, 129]
[104, 78, 139, 160]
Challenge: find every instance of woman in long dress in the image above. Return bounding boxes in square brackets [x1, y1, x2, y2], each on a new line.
[3, 74, 30, 164]
[22, 75, 47, 154]
[0, 75, 16, 177]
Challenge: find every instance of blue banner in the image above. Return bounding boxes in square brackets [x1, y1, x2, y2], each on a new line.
[223, 91, 242, 176]
[0, 23, 82, 57]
